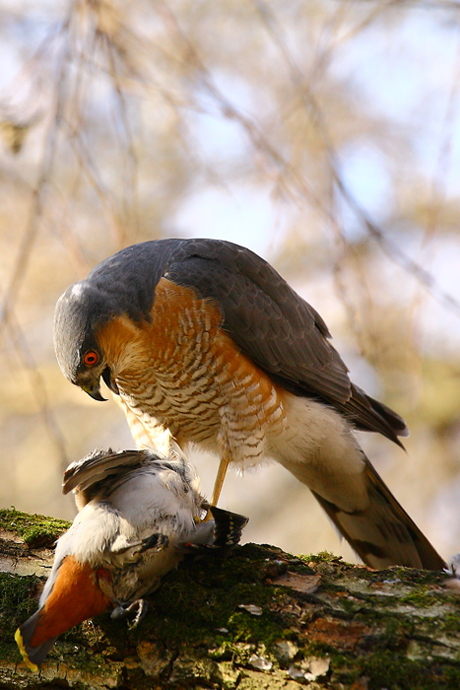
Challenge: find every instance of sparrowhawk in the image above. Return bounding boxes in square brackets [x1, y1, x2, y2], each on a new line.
[53, 238, 445, 571]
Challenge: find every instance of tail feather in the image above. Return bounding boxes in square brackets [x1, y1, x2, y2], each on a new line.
[274, 393, 443, 570]
[207, 505, 249, 548]
[15, 613, 57, 672]
[312, 459, 445, 570]
[178, 507, 248, 553]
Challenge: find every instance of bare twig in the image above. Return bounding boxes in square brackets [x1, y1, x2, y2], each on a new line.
[0, 13, 74, 338]
[254, 0, 460, 319]
[3, 307, 68, 465]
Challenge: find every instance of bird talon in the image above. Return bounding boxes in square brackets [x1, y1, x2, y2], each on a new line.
[129, 599, 149, 627]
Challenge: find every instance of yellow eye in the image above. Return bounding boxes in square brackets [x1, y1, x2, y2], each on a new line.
[84, 351, 99, 367]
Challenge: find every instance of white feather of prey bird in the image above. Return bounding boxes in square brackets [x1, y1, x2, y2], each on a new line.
[15, 448, 248, 672]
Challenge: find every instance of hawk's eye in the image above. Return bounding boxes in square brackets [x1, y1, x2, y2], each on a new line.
[84, 351, 99, 367]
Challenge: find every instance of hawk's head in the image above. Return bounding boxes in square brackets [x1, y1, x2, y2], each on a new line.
[53, 281, 118, 401]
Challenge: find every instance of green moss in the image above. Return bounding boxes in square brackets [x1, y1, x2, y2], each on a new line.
[0, 506, 69, 547]
[400, 585, 443, 608]
[298, 550, 343, 564]
[0, 573, 41, 662]
[120, 544, 287, 650]
[361, 650, 460, 690]
[0, 573, 40, 629]
[227, 611, 283, 645]
[389, 566, 446, 586]
[324, 646, 460, 690]
[374, 617, 413, 652]
[442, 613, 460, 634]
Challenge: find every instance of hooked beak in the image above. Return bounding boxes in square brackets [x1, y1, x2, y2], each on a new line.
[81, 381, 107, 402]
[102, 367, 120, 395]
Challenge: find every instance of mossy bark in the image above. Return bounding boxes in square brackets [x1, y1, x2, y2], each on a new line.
[1, 507, 460, 690]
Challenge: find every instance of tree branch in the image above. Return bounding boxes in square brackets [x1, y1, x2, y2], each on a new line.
[1, 508, 460, 689]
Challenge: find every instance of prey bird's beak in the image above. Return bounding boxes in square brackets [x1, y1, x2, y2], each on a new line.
[82, 382, 107, 402]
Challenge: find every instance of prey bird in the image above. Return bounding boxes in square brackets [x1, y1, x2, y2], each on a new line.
[53, 238, 445, 571]
[15, 447, 248, 671]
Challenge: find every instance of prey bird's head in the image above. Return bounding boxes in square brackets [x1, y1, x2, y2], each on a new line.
[53, 280, 120, 401]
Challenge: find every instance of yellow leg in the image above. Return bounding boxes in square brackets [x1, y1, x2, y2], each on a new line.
[211, 455, 230, 506]
[203, 455, 230, 522]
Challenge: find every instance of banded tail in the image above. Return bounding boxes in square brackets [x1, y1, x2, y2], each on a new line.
[312, 457, 445, 570]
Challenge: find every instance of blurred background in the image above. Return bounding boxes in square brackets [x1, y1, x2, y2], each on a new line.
[0, 0, 459, 564]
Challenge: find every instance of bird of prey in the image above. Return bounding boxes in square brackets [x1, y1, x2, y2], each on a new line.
[53, 238, 445, 571]
[15, 447, 248, 671]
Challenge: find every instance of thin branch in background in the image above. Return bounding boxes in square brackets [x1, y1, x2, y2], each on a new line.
[67, 5, 134, 249]
[159, 0, 460, 326]
[48, 176, 94, 278]
[68, 1, 142, 249]
[336, 175, 460, 319]
[0, 12, 74, 339]
[68, 4, 98, 140]
[425, 29, 460, 244]
[105, 40, 140, 246]
[103, 17, 144, 242]
[0, 129, 58, 338]
[0, 6, 78, 469]
[66, 120, 126, 240]
[3, 308, 68, 467]
[253, 0, 460, 321]
[0, 10, 70, 127]
[0, 163, 91, 280]
[92, 14, 235, 201]
[335, 0, 407, 46]
[405, 19, 460, 373]
[332, 238, 370, 357]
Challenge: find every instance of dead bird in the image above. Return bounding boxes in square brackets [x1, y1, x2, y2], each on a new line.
[15, 448, 248, 671]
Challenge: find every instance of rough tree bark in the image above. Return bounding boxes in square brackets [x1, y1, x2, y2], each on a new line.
[1, 508, 459, 690]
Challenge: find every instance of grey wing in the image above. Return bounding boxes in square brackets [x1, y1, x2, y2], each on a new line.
[63, 449, 157, 495]
[166, 239, 351, 404]
[87, 237, 406, 442]
[166, 239, 407, 444]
